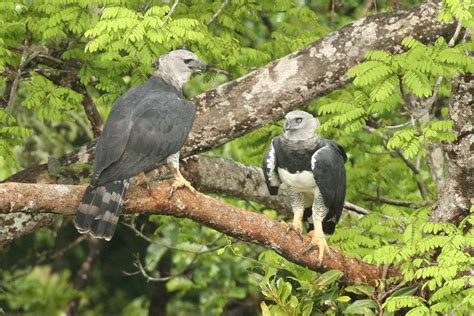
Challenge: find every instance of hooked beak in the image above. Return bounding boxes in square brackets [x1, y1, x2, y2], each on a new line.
[189, 59, 207, 73]
[284, 120, 292, 131]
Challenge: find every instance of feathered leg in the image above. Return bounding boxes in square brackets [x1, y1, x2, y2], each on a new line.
[166, 152, 196, 196]
[306, 185, 330, 263]
[286, 187, 305, 238]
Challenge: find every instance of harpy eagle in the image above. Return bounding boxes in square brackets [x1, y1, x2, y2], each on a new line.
[263, 110, 347, 262]
[75, 49, 206, 240]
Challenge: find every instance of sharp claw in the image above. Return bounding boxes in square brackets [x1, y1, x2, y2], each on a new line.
[169, 185, 177, 198]
[169, 177, 196, 198]
[304, 232, 330, 265]
[303, 244, 314, 255]
[285, 222, 304, 240]
[145, 184, 152, 196]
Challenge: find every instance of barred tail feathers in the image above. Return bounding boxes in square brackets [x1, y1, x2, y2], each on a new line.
[74, 180, 129, 241]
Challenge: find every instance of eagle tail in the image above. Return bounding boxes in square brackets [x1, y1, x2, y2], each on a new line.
[74, 180, 129, 241]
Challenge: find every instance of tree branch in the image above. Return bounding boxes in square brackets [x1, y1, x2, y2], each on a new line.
[4, 48, 30, 111]
[0, 181, 400, 285]
[363, 195, 433, 208]
[71, 82, 103, 138]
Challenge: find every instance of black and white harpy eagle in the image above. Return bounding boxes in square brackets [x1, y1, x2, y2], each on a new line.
[263, 110, 346, 262]
[75, 49, 206, 241]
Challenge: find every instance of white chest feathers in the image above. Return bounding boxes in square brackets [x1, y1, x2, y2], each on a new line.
[277, 168, 316, 192]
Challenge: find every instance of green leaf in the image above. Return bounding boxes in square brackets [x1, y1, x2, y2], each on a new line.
[336, 295, 351, 302]
[390, 285, 419, 297]
[345, 285, 375, 297]
[344, 299, 377, 315]
[314, 269, 344, 287]
[260, 301, 271, 316]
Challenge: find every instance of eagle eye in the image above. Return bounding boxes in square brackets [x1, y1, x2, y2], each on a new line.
[296, 118, 303, 123]
[183, 58, 193, 64]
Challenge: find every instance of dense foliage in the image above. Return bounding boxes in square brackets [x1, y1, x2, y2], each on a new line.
[1, 0, 472, 315]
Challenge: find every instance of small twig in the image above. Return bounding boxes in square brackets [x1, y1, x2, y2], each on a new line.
[363, 195, 433, 208]
[142, 0, 152, 12]
[167, 0, 179, 17]
[384, 121, 411, 129]
[0, 75, 14, 109]
[123, 219, 153, 242]
[125, 233, 226, 282]
[448, 19, 463, 47]
[6, 234, 88, 277]
[207, 0, 230, 25]
[359, 0, 373, 17]
[5, 48, 30, 111]
[124, 219, 226, 254]
[343, 201, 370, 216]
[206, 65, 232, 78]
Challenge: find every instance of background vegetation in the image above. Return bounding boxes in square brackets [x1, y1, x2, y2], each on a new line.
[0, 0, 472, 315]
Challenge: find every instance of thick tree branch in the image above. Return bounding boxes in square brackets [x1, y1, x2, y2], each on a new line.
[0, 181, 400, 284]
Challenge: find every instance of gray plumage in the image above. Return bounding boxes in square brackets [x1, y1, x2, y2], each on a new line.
[263, 111, 346, 256]
[75, 50, 206, 240]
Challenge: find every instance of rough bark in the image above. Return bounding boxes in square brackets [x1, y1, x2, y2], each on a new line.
[430, 74, 473, 224]
[0, 181, 400, 284]
[1, 1, 455, 243]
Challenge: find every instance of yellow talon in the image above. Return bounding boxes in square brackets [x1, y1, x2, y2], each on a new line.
[169, 176, 196, 197]
[285, 220, 304, 240]
[305, 230, 330, 264]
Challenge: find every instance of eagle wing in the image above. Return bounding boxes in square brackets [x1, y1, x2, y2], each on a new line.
[92, 95, 135, 181]
[311, 140, 346, 232]
[263, 138, 281, 195]
[96, 92, 195, 185]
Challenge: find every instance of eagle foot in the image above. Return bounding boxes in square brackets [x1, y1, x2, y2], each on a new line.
[136, 172, 152, 196]
[285, 221, 304, 240]
[169, 176, 196, 198]
[304, 232, 330, 264]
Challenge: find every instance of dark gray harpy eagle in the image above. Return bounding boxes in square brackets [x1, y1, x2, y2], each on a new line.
[75, 49, 206, 240]
[263, 110, 346, 262]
